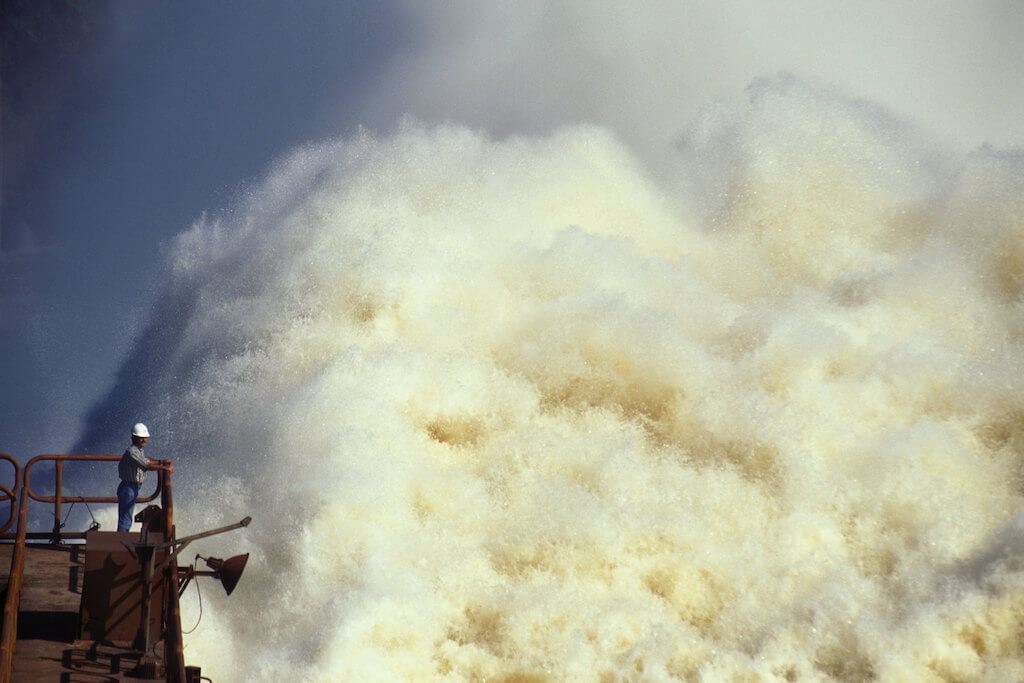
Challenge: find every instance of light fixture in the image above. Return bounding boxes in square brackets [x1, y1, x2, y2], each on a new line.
[198, 553, 250, 596]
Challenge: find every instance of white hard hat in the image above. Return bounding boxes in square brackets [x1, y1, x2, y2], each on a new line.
[132, 423, 150, 438]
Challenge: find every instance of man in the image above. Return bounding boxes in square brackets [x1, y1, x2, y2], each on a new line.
[116, 422, 173, 532]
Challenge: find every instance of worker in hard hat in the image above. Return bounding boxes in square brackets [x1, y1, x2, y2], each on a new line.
[116, 422, 173, 532]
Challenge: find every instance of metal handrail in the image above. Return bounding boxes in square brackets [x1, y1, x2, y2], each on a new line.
[0, 455, 184, 681]
[16, 454, 163, 542]
[0, 474, 30, 682]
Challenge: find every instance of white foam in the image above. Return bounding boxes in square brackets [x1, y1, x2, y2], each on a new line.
[142, 80, 1023, 680]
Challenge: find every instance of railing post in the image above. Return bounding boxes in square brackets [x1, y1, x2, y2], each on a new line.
[161, 468, 174, 539]
[159, 467, 187, 683]
[0, 456, 22, 536]
[50, 460, 64, 544]
[0, 487, 30, 682]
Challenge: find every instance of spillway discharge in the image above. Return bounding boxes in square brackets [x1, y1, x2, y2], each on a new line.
[127, 79, 1023, 680]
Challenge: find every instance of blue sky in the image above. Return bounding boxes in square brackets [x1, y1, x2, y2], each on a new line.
[1, 1, 410, 456]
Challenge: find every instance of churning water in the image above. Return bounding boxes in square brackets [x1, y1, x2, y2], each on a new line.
[92, 77, 1024, 680]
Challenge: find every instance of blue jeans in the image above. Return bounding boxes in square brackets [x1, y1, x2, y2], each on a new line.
[117, 480, 139, 532]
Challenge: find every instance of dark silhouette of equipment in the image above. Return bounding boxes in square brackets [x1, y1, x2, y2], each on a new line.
[119, 515, 252, 658]
[195, 553, 249, 596]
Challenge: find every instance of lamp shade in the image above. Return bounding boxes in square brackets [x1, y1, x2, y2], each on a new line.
[204, 553, 249, 596]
